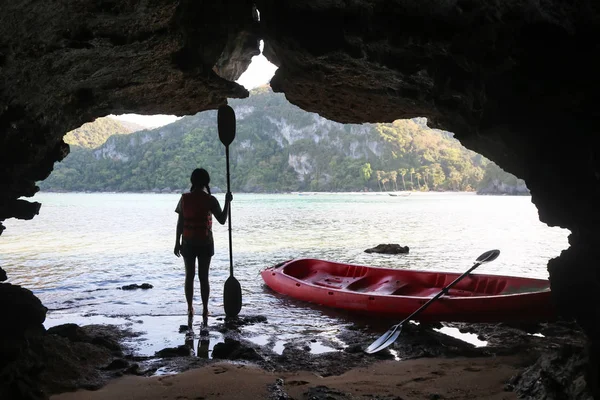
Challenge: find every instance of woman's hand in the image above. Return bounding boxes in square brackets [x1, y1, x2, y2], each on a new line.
[174, 242, 181, 257]
[226, 192, 233, 202]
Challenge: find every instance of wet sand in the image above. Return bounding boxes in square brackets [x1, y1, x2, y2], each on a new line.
[52, 356, 519, 400]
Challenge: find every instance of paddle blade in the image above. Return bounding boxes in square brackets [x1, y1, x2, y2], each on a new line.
[364, 324, 402, 354]
[218, 105, 236, 146]
[223, 276, 242, 317]
[477, 249, 500, 264]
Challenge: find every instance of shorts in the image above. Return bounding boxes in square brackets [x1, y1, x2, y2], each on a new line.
[181, 240, 215, 259]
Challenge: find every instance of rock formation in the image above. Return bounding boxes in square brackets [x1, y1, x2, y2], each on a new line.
[365, 244, 410, 254]
[1, 0, 599, 396]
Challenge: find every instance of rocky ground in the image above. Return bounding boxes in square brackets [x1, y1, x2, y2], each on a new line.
[0, 282, 593, 399]
[6, 316, 594, 399]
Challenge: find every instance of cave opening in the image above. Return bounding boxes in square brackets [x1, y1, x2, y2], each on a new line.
[3, 37, 573, 353]
[1, 1, 598, 397]
[3, 80, 571, 339]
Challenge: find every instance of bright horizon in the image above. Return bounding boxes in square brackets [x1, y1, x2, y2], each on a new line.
[111, 41, 277, 128]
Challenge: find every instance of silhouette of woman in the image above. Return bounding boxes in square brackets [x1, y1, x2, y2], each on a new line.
[174, 168, 232, 319]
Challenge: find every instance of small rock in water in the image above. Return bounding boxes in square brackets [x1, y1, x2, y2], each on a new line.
[364, 244, 409, 254]
[212, 338, 262, 361]
[155, 345, 192, 357]
[121, 283, 153, 290]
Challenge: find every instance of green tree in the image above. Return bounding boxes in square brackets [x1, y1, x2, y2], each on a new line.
[399, 168, 407, 190]
[361, 163, 372, 183]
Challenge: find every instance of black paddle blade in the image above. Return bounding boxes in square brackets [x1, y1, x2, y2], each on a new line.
[477, 249, 500, 263]
[218, 105, 236, 146]
[223, 276, 242, 317]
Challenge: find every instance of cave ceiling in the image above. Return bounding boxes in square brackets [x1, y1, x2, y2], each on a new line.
[1, 1, 599, 302]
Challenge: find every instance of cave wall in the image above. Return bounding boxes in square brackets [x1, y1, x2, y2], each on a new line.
[0, 0, 259, 233]
[1, 0, 600, 355]
[255, 0, 600, 337]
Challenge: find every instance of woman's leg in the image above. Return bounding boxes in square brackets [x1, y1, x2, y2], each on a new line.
[184, 255, 196, 316]
[197, 255, 211, 317]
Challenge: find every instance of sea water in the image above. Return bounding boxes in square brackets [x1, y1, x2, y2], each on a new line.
[1, 192, 570, 356]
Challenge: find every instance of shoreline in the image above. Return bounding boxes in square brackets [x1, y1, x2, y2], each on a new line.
[34, 190, 524, 196]
[52, 356, 523, 400]
[37, 312, 590, 400]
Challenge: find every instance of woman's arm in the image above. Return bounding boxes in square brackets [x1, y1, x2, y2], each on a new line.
[211, 192, 232, 225]
[174, 198, 184, 257]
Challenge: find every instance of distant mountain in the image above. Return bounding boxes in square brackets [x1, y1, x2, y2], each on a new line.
[41, 87, 525, 194]
[63, 117, 144, 149]
[115, 119, 146, 133]
[477, 163, 530, 195]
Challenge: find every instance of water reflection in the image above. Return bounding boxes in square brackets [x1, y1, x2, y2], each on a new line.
[183, 314, 219, 359]
[198, 337, 210, 358]
[183, 330, 211, 359]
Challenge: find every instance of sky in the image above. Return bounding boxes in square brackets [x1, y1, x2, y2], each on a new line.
[111, 41, 277, 128]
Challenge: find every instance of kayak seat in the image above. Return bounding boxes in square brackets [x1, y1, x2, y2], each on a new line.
[346, 276, 412, 294]
[308, 272, 365, 290]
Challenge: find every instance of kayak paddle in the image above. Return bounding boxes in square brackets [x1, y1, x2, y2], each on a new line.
[364, 249, 500, 354]
[218, 104, 242, 317]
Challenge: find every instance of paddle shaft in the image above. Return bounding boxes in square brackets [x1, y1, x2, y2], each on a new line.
[225, 145, 233, 276]
[400, 260, 484, 324]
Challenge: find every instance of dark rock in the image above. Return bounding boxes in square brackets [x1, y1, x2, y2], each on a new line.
[48, 323, 90, 342]
[102, 358, 129, 370]
[224, 314, 268, 330]
[242, 315, 268, 324]
[0, 267, 7, 281]
[124, 363, 141, 375]
[343, 344, 364, 354]
[212, 338, 262, 361]
[47, 324, 122, 354]
[364, 244, 409, 254]
[267, 378, 292, 400]
[91, 336, 121, 353]
[121, 283, 153, 290]
[155, 345, 192, 358]
[0, 323, 130, 399]
[0, 283, 47, 339]
[513, 343, 593, 399]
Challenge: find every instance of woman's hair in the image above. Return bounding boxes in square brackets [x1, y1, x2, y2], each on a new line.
[190, 168, 211, 195]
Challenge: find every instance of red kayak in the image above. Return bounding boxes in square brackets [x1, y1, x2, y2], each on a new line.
[261, 258, 556, 322]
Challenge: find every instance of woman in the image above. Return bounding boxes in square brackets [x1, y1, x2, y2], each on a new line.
[174, 168, 232, 319]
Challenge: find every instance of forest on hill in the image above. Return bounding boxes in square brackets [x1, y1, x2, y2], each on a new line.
[41, 87, 527, 194]
[63, 117, 143, 149]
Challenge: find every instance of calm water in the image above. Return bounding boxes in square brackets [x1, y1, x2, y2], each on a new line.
[1, 192, 570, 356]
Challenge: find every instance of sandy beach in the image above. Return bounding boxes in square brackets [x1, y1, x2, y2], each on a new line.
[52, 356, 520, 400]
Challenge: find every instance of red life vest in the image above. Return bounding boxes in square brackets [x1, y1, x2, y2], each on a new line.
[181, 192, 212, 240]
